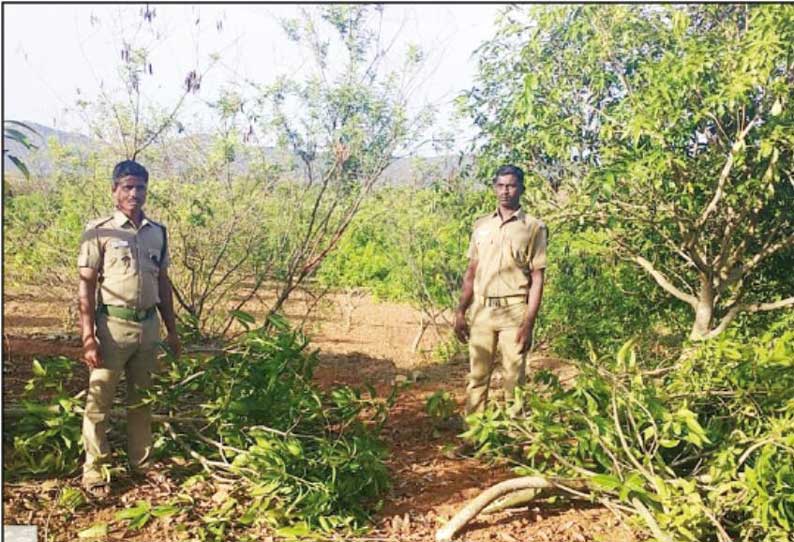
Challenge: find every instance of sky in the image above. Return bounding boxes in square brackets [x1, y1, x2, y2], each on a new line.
[4, 3, 505, 152]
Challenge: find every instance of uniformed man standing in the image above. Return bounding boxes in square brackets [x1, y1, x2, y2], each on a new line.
[77, 160, 180, 494]
[454, 165, 546, 418]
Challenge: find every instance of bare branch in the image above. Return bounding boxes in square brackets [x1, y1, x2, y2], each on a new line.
[742, 232, 794, 275]
[704, 296, 794, 340]
[745, 296, 794, 313]
[633, 255, 698, 306]
[435, 476, 588, 542]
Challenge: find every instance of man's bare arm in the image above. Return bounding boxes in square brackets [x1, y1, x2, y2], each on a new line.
[79, 267, 102, 368]
[454, 258, 478, 343]
[157, 269, 181, 359]
[516, 268, 544, 352]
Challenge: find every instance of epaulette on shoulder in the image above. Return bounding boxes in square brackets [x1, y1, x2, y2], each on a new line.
[85, 216, 114, 230]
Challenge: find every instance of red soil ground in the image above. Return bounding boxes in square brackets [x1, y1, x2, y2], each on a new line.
[2, 289, 636, 542]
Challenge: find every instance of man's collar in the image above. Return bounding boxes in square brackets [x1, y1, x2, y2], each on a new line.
[113, 209, 150, 228]
[493, 207, 524, 223]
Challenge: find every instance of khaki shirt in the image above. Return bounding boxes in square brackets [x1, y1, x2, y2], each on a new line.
[467, 208, 547, 299]
[78, 210, 169, 310]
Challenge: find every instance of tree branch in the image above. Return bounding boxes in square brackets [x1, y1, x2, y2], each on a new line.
[633, 255, 698, 306]
[435, 476, 588, 542]
[696, 116, 760, 230]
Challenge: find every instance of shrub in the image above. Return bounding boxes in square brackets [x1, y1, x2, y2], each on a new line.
[465, 313, 794, 541]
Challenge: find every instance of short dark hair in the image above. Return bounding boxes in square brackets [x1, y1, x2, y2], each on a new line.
[493, 165, 524, 187]
[112, 160, 149, 187]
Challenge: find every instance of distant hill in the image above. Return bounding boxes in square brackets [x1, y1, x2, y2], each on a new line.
[3, 122, 473, 187]
[3, 121, 94, 177]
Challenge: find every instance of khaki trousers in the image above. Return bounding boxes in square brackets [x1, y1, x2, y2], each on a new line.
[465, 302, 528, 414]
[82, 311, 160, 480]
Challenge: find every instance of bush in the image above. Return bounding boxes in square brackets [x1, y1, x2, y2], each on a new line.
[3, 357, 83, 477]
[465, 313, 794, 542]
[3, 322, 394, 539]
[538, 227, 690, 360]
[149, 319, 393, 533]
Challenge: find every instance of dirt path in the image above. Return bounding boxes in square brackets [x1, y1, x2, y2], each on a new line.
[2, 289, 635, 541]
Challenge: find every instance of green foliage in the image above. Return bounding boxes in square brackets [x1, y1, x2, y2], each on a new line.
[466, 314, 794, 541]
[431, 336, 466, 364]
[4, 357, 83, 477]
[539, 227, 689, 359]
[146, 323, 393, 536]
[146, 163, 287, 339]
[425, 391, 457, 424]
[466, 4, 794, 339]
[4, 325, 393, 538]
[4, 139, 109, 289]
[318, 178, 489, 318]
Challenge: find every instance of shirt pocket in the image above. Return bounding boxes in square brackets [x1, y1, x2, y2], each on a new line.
[509, 238, 531, 269]
[105, 245, 134, 275]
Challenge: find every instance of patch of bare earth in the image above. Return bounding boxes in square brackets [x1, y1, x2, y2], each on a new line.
[3, 287, 636, 541]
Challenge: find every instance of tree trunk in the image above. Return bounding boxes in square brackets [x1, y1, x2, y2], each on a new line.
[344, 288, 357, 332]
[689, 276, 715, 340]
[411, 314, 429, 352]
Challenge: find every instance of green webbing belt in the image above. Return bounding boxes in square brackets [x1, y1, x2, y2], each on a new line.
[98, 304, 156, 322]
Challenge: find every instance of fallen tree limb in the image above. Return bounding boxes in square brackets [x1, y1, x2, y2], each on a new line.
[4, 405, 318, 442]
[481, 488, 540, 514]
[2, 406, 205, 424]
[435, 476, 587, 542]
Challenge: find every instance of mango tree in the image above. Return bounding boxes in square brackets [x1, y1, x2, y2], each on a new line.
[466, 4, 794, 339]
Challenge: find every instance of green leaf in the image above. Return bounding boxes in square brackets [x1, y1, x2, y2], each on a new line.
[590, 473, 622, 491]
[231, 309, 256, 325]
[770, 98, 782, 116]
[274, 522, 314, 539]
[77, 523, 108, 538]
[32, 359, 46, 376]
[8, 155, 31, 179]
[151, 503, 180, 518]
[115, 500, 152, 521]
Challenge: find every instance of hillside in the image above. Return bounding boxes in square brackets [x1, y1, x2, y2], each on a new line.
[3, 122, 473, 187]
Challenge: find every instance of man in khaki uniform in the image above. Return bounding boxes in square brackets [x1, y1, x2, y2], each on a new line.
[454, 165, 547, 417]
[78, 160, 180, 494]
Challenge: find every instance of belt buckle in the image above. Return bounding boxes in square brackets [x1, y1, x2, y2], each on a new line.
[487, 297, 502, 308]
[135, 309, 146, 321]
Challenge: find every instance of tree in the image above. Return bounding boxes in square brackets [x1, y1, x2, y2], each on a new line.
[466, 4, 794, 339]
[237, 5, 434, 326]
[70, 5, 218, 161]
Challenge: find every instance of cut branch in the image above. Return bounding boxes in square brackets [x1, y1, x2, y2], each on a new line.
[435, 476, 587, 542]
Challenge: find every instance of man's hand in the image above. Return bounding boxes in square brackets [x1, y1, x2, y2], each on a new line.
[515, 322, 533, 354]
[165, 331, 182, 360]
[83, 338, 103, 369]
[454, 309, 470, 344]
